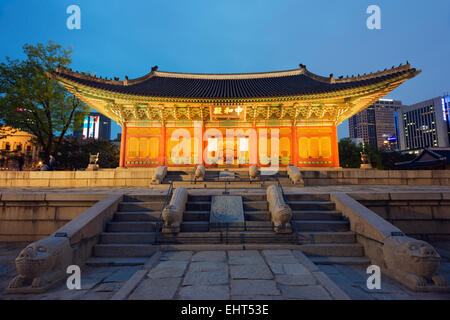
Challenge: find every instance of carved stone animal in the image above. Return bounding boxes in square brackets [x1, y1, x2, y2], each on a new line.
[249, 165, 259, 181]
[162, 187, 188, 233]
[194, 165, 206, 180]
[7, 236, 73, 293]
[380, 236, 447, 291]
[266, 185, 292, 233]
[150, 165, 167, 185]
[287, 165, 303, 185]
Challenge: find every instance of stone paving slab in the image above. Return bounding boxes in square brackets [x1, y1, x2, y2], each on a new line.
[179, 285, 230, 300]
[228, 250, 266, 265]
[278, 284, 332, 300]
[231, 280, 281, 296]
[230, 264, 273, 280]
[128, 277, 182, 300]
[189, 261, 228, 273]
[183, 270, 229, 286]
[191, 251, 227, 262]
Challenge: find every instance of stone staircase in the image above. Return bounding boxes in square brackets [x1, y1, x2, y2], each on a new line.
[86, 192, 369, 267]
[160, 168, 292, 188]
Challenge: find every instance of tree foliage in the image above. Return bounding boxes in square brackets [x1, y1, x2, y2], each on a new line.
[56, 137, 120, 170]
[338, 138, 362, 168]
[0, 41, 88, 161]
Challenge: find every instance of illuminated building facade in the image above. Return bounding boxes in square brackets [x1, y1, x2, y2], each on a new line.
[349, 99, 404, 150]
[398, 96, 450, 153]
[74, 112, 112, 140]
[51, 63, 419, 168]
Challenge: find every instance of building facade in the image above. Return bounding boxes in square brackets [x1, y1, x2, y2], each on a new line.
[348, 99, 404, 150]
[74, 112, 112, 140]
[51, 63, 419, 168]
[0, 127, 40, 169]
[398, 96, 450, 153]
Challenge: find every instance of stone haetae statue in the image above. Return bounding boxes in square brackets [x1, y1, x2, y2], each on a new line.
[6, 236, 73, 293]
[380, 236, 447, 291]
[89, 153, 99, 164]
[266, 185, 292, 233]
[194, 165, 206, 181]
[287, 165, 304, 185]
[150, 165, 167, 185]
[360, 152, 370, 164]
[162, 186, 188, 233]
[249, 165, 259, 181]
[86, 153, 100, 171]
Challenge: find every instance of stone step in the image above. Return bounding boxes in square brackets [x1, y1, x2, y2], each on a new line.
[296, 243, 364, 257]
[106, 221, 157, 232]
[123, 195, 167, 202]
[295, 232, 355, 244]
[85, 257, 149, 267]
[118, 202, 163, 212]
[285, 194, 330, 201]
[243, 201, 268, 211]
[157, 232, 298, 244]
[292, 210, 342, 221]
[287, 201, 336, 211]
[294, 220, 349, 232]
[181, 221, 209, 232]
[186, 201, 211, 211]
[100, 232, 156, 244]
[245, 221, 273, 231]
[242, 195, 266, 201]
[183, 211, 210, 221]
[244, 211, 271, 221]
[308, 256, 371, 265]
[173, 181, 263, 188]
[188, 195, 212, 202]
[155, 243, 364, 256]
[94, 244, 157, 257]
[156, 231, 355, 244]
[114, 212, 161, 222]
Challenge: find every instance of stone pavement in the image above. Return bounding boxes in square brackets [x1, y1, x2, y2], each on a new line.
[127, 250, 334, 300]
[1, 185, 450, 195]
[318, 242, 450, 300]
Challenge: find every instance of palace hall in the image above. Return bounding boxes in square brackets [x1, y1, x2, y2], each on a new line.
[51, 63, 419, 168]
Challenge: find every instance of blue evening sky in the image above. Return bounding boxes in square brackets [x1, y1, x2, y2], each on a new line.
[1, 0, 449, 140]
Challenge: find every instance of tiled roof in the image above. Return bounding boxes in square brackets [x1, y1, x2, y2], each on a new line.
[52, 64, 420, 100]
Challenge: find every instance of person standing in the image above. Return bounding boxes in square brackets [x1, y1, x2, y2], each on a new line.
[48, 154, 56, 171]
[17, 154, 24, 171]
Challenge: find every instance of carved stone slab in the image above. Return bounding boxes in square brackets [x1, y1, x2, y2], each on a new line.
[219, 171, 235, 181]
[210, 196, 244, 231]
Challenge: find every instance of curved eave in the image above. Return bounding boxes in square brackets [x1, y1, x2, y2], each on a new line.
[53, 69, 419, 105]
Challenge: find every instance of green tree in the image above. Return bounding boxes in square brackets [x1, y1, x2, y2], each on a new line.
[0, 41, 88, 162]
[56, 137, 119, 170]
[338, 138, 362, 168]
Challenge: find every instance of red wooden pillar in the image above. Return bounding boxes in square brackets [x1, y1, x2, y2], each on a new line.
[254, 126, 259, 166]
[292, 124, 298, 166]
[161, 124, 167, 166]
[201, 122, 205, 165]
[119, 124, 127, 167]
[331, 125, 339, 167]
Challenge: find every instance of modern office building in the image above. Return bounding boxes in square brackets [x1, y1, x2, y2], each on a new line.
[74, 112, 112, 140]
[348, 99, 404, 151]
[397, 96, 450, 153]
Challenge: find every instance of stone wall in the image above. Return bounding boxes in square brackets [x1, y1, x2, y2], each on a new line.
[351, 192, 450, 241]
[0, 193, 106, 242]
[1, 169, 449, 187]
[301, 170, 450, 186]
